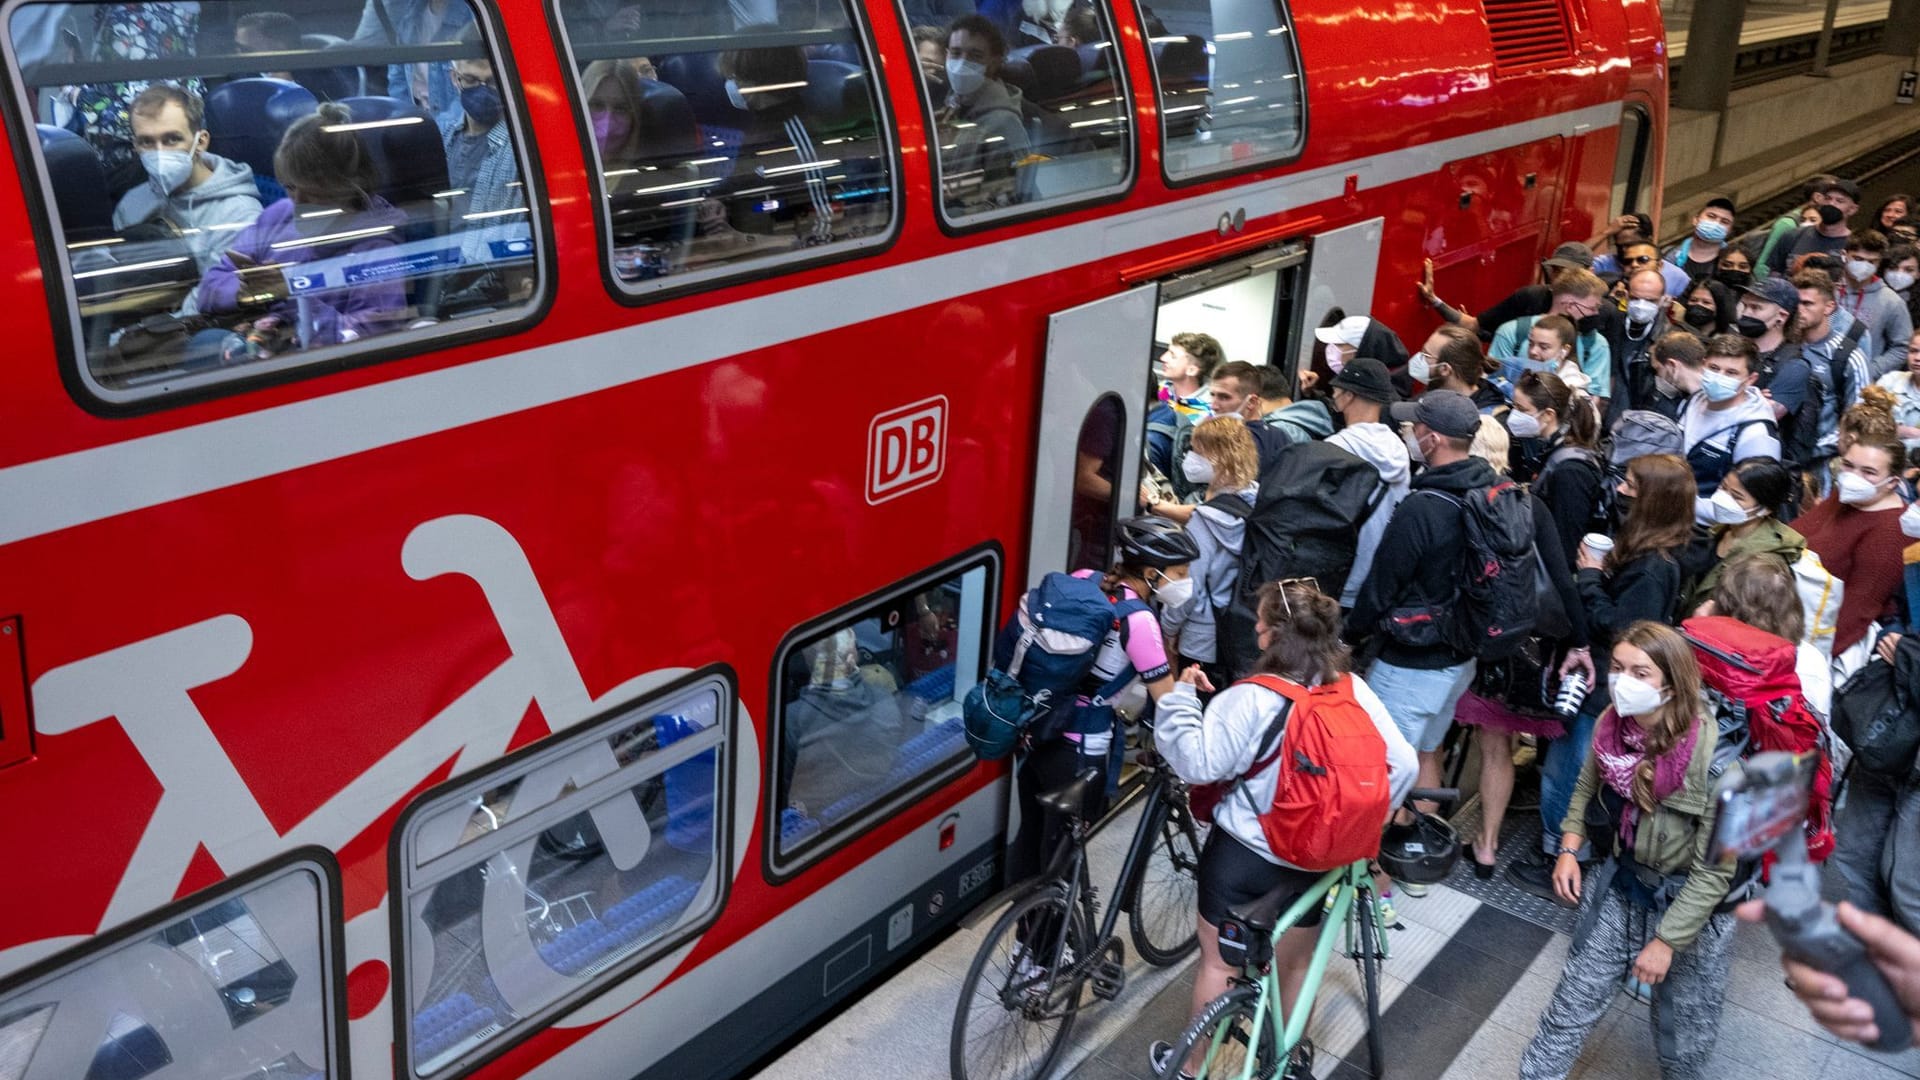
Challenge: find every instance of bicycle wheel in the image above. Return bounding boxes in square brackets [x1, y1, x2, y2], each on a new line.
[1160, 983, 1279, 1080]
[1354, 885, 1385, 1077]
[1129, 792, 1204, 965]
[950, 887, 1089, 1080]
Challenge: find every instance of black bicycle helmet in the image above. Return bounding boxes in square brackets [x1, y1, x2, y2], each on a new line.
[1114, 515, 1201, 569]
[1377, 810, 1461, 886]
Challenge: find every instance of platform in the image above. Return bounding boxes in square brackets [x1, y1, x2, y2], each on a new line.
[755, 797, 1920, 1080]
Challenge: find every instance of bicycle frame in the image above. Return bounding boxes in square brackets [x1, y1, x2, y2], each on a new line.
[1197, 859, 1385, 1079]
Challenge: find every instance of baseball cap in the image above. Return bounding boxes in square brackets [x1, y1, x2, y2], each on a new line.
[1739, 276, 1798, 312]
[1543, 242, 1595, 271]
[1815, 177, 1863, 204]
[1314, 314, 1371, 347]
[1330, 357, 1397, 404]
[1389, 390, 1480, 440]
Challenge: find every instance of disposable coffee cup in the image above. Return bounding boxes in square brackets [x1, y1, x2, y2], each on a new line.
[1581, 533, 1614, 563]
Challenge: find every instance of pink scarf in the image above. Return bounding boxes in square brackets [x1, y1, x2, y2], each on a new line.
[1591, 708, 1697, 846]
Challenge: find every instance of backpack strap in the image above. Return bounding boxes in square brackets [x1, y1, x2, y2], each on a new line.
[1201, 493, 1254, 520]
[1224, 675, 1298, 809]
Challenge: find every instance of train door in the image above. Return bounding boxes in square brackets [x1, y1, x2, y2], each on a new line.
[1293, 218, 1386, 380]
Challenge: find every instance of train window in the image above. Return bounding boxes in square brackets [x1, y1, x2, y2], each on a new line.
[551, 0, 896, 298]
[3, 1, 546, 407]
[0, 854, 345, 1079]
[770, 550, 997, 876]
[1141, 0, 1305, 181]
[392, 671, 733, 1078]
[901, 1, 1133, 225]
[1069, 393, 1125, 571]
[1611, 104, 1650, 219]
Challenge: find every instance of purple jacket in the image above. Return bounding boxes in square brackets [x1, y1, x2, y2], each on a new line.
[197, 197, 410, 346]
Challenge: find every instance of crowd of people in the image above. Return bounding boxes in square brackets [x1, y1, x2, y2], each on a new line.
[1029, 177, 1920, 1079]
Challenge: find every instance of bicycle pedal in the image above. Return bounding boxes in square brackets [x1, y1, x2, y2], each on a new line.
[1089, 959, 1126, 1001]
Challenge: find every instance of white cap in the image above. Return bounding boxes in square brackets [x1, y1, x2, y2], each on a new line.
[1313, 315, 1370, 347]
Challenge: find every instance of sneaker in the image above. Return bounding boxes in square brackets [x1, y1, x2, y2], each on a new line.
[1396, 879, 1430, 898]
[1505, 857, 1571, 905]
[1375, 892, 1399, 926]
[1148, 1039, 1195, 1080]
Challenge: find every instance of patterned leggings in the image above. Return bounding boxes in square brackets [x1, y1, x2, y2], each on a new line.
[1518, 884, 1736, 1079]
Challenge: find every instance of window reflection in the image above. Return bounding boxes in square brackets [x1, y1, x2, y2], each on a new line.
[1142, 0, 1305, 179]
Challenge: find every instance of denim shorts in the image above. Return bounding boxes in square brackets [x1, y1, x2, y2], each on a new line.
[1367, 657, 1477, 753]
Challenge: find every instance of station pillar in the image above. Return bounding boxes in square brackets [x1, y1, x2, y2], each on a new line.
[1673, 0, 1749, 113]
[1887, 0, 1920, 60]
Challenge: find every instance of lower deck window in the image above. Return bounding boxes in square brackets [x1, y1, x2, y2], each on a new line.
[771, 552, 996, 874]
[393, 671, 732, 1078]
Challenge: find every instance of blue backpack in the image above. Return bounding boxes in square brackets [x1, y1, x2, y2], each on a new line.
[962, 573, 1140, 759]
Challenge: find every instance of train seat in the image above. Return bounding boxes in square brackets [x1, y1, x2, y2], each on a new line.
[37, 124, 113, 236]
[204, 77, 319, 200]
[1009, 44, 1081, 106]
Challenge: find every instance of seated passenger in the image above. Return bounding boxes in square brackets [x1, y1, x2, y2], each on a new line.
[196, 102, 407, 353]
[1054, 4, 1102, 47]
[113, 83, 262, 275]
[912, 25, 949, 91]
[718, 35, 835, 244]
[937, 15, 1031, 211]
[583, 59, 666, 277]
[232, 11, 353, 101]
[439, 31, 525, 265]
[781, 628, 904, 817]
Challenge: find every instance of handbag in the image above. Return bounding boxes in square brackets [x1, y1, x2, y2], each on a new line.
[1833, 646, 1920, 777]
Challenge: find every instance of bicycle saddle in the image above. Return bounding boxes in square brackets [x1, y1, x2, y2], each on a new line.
[1226, 879, 1297, 934]
[1036, 767, 1103, 817]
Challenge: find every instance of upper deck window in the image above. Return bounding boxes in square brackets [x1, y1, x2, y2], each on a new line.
[551, 0, 897, 298]
[3, 1, 546, 408]
[1139, 0, 1305, 182]
[899, 1, 1133, 226]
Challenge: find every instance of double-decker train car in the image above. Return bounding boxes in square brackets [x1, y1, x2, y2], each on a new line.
[0, 0, 1663, 1076]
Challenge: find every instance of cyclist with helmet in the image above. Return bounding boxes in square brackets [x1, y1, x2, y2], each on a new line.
[1007, 516, 1199, 884]
[1150, 579, 1419, 1080]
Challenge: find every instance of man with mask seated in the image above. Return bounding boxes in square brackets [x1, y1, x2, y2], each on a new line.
[937, 14, 1032, 212]
[112, 84, 262, 276]
[439, 29, 524, 269]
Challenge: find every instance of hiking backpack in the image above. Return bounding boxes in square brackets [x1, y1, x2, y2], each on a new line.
[1681, 615, 1835, 870]
[961, 572, 1143, 759]
[1236, 674, 1393, 871]
[1217, 441, 1386, 678]
[1386, 483, 1542, 661]
[1608, 410, 1684, 468]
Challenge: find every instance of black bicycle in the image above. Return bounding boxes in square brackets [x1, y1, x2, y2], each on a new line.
[950, 749, 1207, 1080]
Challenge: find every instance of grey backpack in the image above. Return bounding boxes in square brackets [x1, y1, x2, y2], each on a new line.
[1608, 410, 1684, 471]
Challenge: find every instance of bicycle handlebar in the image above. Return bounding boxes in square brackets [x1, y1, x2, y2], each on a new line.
[1405, 787, 1460, 805]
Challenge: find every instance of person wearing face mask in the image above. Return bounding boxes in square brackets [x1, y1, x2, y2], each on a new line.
[1411, 324, 1508, 411]
[1885, 244, 1920, 328]
[1607, 268, 1671, 422]
[1421, 242, 1596, 342]
[1836, 230, 1916, 377]
[195, 102, 406, 354]
[1314, 313, 1411, 389]
[1512, 371, 1605, 556]
[1752, 174, 1838, 280]
[438, 38, 524, 266]
[1667, 197, 1737, 282]
[1722, 279, 1809, 469]
[1766, 177, 1861, 277]
[936, 15, 1031, 212]
[1711, 246, 1755, 293]
[1644, 332, 1708, 422]
[1520, 622, 1736, 1080]
[1324, 358, 1411, 608]
[111, 84, 262, 277]
[1508, 454, 1696, 902]
[1678, 457, 1804, 614]
[1875, 328, 1920, 452]
[1679, 334, 1784, 519]
[1005, 517, 1196, 885]
[1676, 279, 1734, 340]
[1490, 269, 1615, 402]
[1350, 391, 1493, 894]
[1793, 397, 1911, 660]
[1154, 418, 1260, 690]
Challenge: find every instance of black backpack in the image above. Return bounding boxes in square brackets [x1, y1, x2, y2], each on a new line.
[1833, 637, 1920, 778]
[1537, 444, 1609, 538]
[1421, 483, 1543, 660]
[1757, 344, 1821, 470]
[1218, 442, 1387, 678]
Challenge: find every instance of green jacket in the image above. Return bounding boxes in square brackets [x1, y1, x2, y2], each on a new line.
[1560, 713, 1735, 950]
[1680, 519, 1806, 616]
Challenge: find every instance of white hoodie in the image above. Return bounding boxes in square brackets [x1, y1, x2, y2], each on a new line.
[1681, 387, 1780, 523]
[1326, 421, 1412, 607]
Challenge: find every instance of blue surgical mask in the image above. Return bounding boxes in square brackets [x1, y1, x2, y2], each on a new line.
[1700, 369, 1743, 403]
[1695, 219, 1729, 244]
[460, 83, 503, 129]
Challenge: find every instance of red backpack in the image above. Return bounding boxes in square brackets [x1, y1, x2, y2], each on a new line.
[1681, 616, 1835, 862]
[1238, 674, 1393, 871]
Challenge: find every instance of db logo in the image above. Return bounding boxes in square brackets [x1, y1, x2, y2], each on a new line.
[867, 396, 948, 504]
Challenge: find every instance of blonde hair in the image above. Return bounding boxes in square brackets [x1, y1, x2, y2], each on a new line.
[1191, 414, 1259, 490]
[1470, 414, 1510, 475]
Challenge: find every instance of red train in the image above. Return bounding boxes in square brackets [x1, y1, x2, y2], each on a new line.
[0, 0, 1663, 1076]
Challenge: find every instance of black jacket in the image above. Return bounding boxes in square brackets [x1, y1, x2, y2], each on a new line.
[1531, 492, 1590, 648]
[1350, 456, 1501, 669]
[1577, 550, 1680, 650]
[1533, 438, 1606, 571]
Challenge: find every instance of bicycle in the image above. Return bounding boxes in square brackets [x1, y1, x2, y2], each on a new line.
[1155, 787, 1460, 1080]
[950, 748, 1209, 1080]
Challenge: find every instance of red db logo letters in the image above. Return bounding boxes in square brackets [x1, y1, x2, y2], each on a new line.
[867, 396, 947, 503]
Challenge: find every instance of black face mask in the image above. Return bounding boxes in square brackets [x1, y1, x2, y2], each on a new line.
[1715, 269, 1751, 290]
[1611, 493, 1635, 529]
[1576, 313, 1604, 334]
[1734, 315, 1769, 339]
[1684, 304, 1717, 330]
[1816, 203, 1846, 227]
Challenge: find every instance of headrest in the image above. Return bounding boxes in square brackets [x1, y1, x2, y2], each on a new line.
[656, 53, 734, 121]
[1009, 45, 1081, 103]
[800, 60, 867, 126]
[634, 78, 698, 163]
[36, 124, 112, 234]
[1153, 36, 1208, 79]
[1075, 43, 1115, 79]
[334, 97, 448, 205]
[999, 58, 1035, 96]
[204, 78, 318, 177]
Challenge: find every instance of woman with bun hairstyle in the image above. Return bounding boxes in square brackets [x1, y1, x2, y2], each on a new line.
[1794, 389, 1911, 657]
[1520, 622, 1736, 1080]
[1679, 456, 1806, 615]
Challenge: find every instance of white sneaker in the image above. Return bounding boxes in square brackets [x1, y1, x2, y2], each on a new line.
[1396, 879, 1430, 898]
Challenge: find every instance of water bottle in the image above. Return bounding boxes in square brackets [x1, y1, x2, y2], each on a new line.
[1553, 671, 1589, 719]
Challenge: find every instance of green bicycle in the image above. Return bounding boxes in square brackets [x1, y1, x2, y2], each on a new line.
[1155, 787, 1460, 1080]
